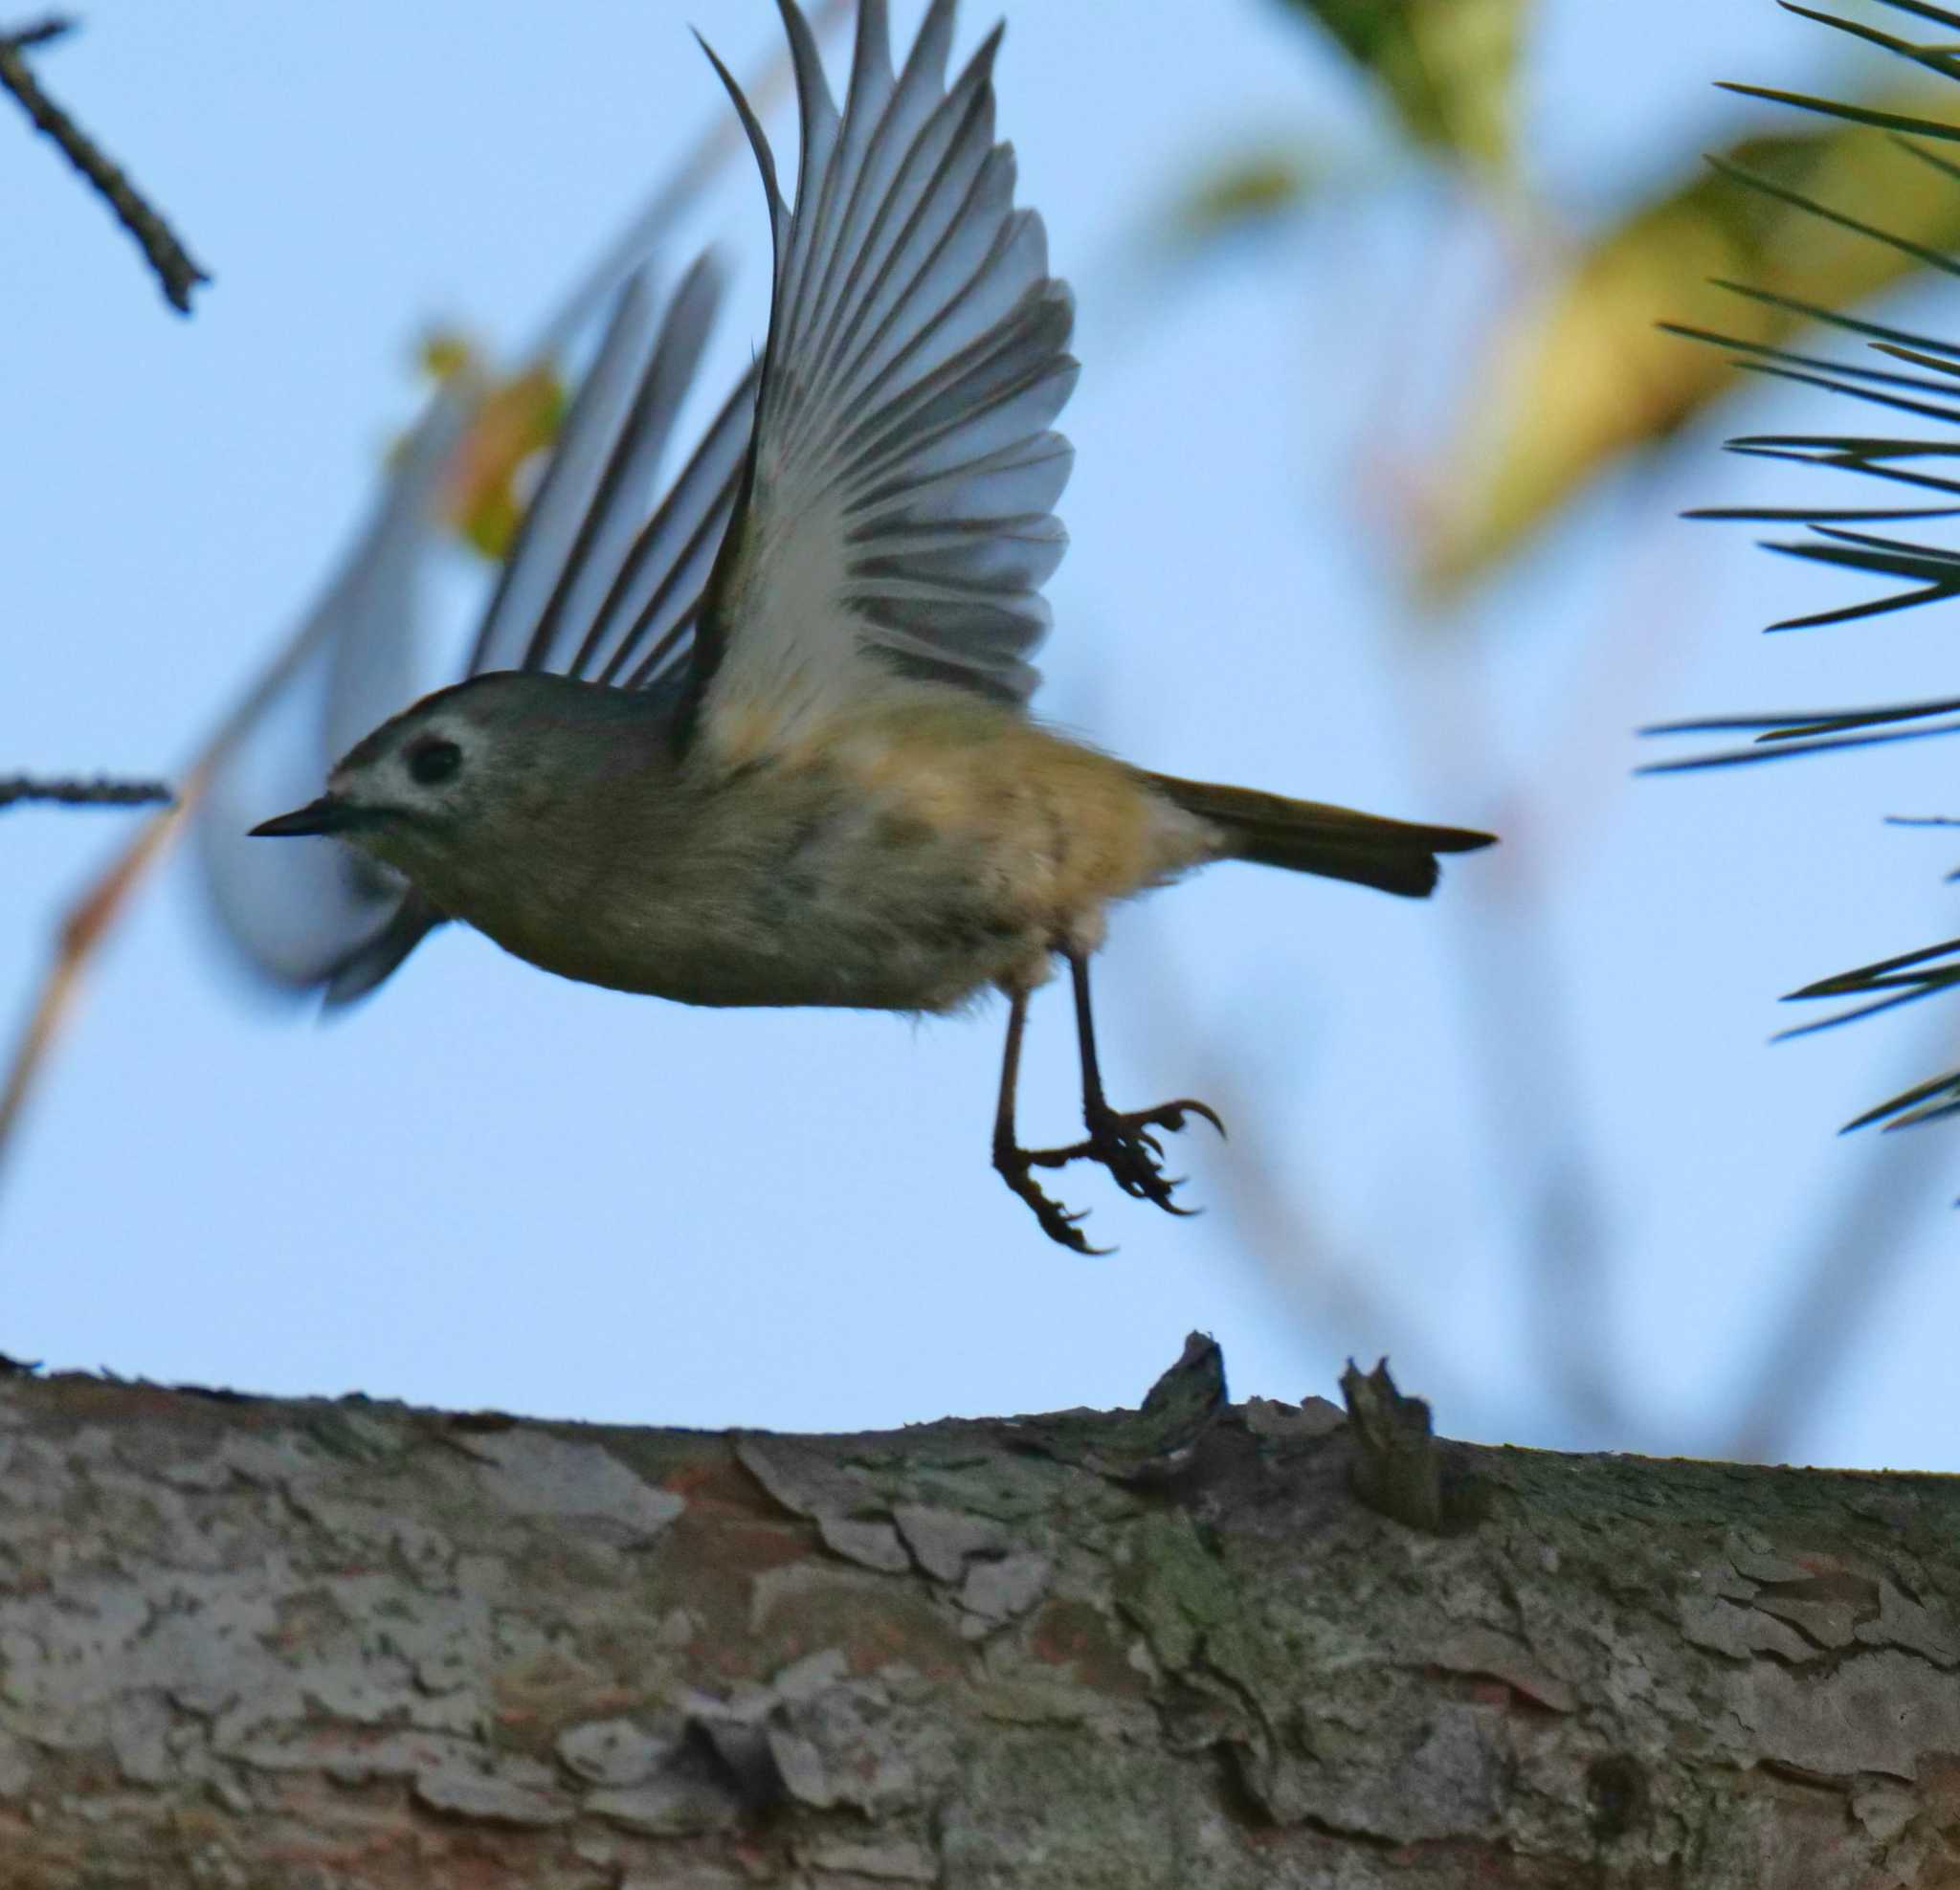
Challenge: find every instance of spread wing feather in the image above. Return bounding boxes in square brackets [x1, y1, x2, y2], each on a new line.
[466, 274, 660, 678]
[689, 0, 1076, 732]
[589, 365, 759, 688]
[518, 258, 724, 678]
[466, 257, 744, 691]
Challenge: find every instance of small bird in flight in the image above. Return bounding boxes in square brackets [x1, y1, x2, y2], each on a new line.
[254, 0, 1495, 1248]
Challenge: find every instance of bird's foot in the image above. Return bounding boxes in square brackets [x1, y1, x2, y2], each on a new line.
[1030, 1097, 1225, 1213]
[993, 1145, 1107, 1255]
[998, 1097, 1226, 1247]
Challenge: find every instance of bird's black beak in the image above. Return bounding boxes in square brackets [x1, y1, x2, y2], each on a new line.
[250, 797, 356, 838]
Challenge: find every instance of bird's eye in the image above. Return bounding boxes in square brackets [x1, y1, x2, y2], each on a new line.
[407, 738, 463, 787]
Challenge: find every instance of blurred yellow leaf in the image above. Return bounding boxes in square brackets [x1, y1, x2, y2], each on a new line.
[1281, 0, 1525, 174]
[1422, 100, 1960, 594]
[405, 327, 568, 563]
[417, 326, 476, 384]
[445, 367, 565, 563]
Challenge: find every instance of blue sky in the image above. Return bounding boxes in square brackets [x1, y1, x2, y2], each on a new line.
[8, 0, 1958, 1467]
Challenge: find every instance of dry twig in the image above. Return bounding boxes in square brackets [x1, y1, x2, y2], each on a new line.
[0, 15, 210, 313]
[1, 774, 172, 810]
[7, 16, 68, 50]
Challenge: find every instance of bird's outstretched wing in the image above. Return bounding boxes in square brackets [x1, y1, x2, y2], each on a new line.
[469, 256, 756, 694]
[687, 0, 1077, 746]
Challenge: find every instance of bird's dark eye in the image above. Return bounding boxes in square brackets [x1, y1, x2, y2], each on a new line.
[407, 738, 463, 787]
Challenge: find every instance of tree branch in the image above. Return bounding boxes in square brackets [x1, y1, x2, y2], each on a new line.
[0, 16, 209, 314]
[0, 1335, 1952, 1886]
[0, 773, 172, 810]
[6, 15, 69, 50]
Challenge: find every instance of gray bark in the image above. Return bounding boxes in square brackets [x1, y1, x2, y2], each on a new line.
[0, 1338, 1954, 1888]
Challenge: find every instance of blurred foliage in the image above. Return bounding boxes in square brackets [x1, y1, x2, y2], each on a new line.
[1160, 6, 1960, 598]
[414, 327, 566, 561]
[1280, 0, 1525, 173]
[1425, 100, 1960, 589]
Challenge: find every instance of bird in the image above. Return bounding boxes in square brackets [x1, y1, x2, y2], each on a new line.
[251, 0, 1496, 1250]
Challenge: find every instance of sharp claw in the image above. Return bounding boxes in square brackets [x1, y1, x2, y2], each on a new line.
[1188, 1101, 1227, 1138]
[995, 1152, 1112, 1254]
[1053, 1209, 1113, 1257]
[1153, 1098, 1225, 1138]
[998, 1087, 1220, 1240]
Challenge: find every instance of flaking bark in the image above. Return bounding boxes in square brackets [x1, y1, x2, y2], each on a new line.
[0, 1338, 1955, 1887]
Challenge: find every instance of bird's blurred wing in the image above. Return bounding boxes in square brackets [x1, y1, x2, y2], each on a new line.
[195, 391, 464, 996]
[688, 0, 1076, 747]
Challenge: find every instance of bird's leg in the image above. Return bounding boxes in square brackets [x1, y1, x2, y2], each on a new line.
[991, 984, 1104, 1254]
[1023, 951, 1225, 1216]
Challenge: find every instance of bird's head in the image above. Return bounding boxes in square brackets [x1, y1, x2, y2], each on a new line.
[251, 672, 677, 908]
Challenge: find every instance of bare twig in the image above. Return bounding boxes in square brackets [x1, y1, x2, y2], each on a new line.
[0, 19, 209, 314]
[0, 774, 172, 809]
[5, 16, 72, 51]
[0, 804, 184, 1172]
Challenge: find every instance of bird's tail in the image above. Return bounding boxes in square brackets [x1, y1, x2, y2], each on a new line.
[1144, 773, 1496, 899]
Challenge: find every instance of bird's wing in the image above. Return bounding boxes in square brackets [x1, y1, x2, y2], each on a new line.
[196, 390, 465, 995]
[467, 255, 751, 690]
[685, 0, 1077, 748]
[581, 361, 759, 691]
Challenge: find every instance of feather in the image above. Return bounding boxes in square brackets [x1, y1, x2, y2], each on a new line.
[689, 0, 1076, 737]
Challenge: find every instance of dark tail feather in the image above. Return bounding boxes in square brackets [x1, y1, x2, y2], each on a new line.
[1145, 773, 1496, 899]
